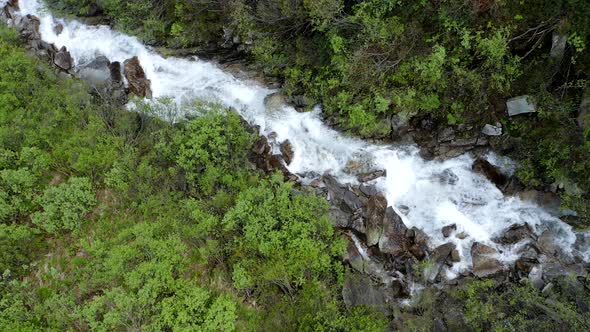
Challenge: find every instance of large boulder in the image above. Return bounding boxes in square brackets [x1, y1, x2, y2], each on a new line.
[481, 123, 502, 136]
[424, 242, 455, 282]
[342, 272, 388, 313]
[497, 223, 534, 244]
[263, 92, 287, 113]
[18, 14, 41, 41]
[472, 158, 508, 189]
[280, 140, 294, 165]
[77, 55, 112, 86]
[365, 194, 387, 246]
[378, 207, 409, 256]
[471, 242, 503, 278]
[53, 46, 73, 71]
[506, 95, 536, 116]
[123, 56, 152, 98]
[536, 230, 562, 257]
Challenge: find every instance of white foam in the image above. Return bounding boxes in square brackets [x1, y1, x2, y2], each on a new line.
[17, 0, 589, 274]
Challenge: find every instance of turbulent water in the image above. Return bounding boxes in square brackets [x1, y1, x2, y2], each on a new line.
[17, 0, 589, 275]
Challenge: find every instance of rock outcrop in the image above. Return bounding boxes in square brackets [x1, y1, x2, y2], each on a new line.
[124, 56, 152, 98]
[471, 242, 504, 277]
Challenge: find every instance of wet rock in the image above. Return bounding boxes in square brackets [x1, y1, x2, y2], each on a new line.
[365, 194, 387, 246]
[471, 242, 503, 278]
[53, 46, 73, 71]
[435, 169, 459, 185]
[123, 56, 152, 98]
[437, 127, 456, 143]
[482, 123, 502, 136]
[280, 140, 294, 165]
[528, 265, 544, 289]
[536, 230, 561, 257]
[472, 158, 508, 188]
[507, 95, 536, 116]
[498, 223, 534, 244]
[442, 224, 456, 238]
[409, 244, 426, 260]
[253, 136, 271, 156]
[543, 262, 587, 280]
[515, 244, 540, 274]
[77, 55, 112, 86]
[357, 169, 386, 183]
[518, 190, 561, 216]
[412, 227, 430, 247]
[263, 92, 287, 113]
[451, 249, 461, 262]
[343, 153, 377, 176]
[328, 207, 350, 229]
[424, 243, 455, 282]
[53, 22, 64, 35]
[344, 238, 365, 273]
[379, 207, 409, 256]
[359, 183, 380, 197]
[343, 190, 363, 212]
[288, 95, 314, 111]
[109, 61, 123, 83]
[19, 15, 41, 41]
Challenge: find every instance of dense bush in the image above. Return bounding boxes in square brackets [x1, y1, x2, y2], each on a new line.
[0, 24, 386, 330]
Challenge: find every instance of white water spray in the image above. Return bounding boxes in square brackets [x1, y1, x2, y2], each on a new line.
[16, 0, 589, 273]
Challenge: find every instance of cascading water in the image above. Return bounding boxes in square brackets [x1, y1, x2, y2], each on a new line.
[16, 0, 590, 275]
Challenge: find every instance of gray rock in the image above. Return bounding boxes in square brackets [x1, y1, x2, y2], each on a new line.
[543, 262, 587, 280]
[472, 158, 508, 188]
[77, 55, 112, 86]
[328, 207, 350, 229]
[53, 46, 73, 71]
[542, 282, 554, 296]
[482, 123, 502, 136]
[342, 272, 387, 312]
[365, 194, 387, 246]
[550, 32, 568, 60]
[442, 224, 456, 238]
[528, 265, 544, 289]
[499, 223, 534, 244]
[471, 242, 503, 278]
[357, 169, 386, 183]
[359, 184, 380, 197]
[507, 95, 536, 116]
[433, 169, 459, 185]
[342, 190, 363, 212]
[263, 92, 287, 113]
[536, 230, 561, 257]
[53, 22, 64, 35]
[379, 207, 409, 256]
[424, 243, 455, 282]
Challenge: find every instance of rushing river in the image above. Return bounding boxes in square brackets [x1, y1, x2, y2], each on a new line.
[16, 0, 589, 276]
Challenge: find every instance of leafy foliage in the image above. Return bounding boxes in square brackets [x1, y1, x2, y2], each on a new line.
[0, 24, 386, 331]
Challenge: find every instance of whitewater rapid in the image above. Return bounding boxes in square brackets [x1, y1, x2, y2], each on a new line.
[17, 0, 589, 275]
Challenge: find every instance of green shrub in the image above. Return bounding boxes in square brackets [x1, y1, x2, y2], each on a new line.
[32, 177, 96, 234]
